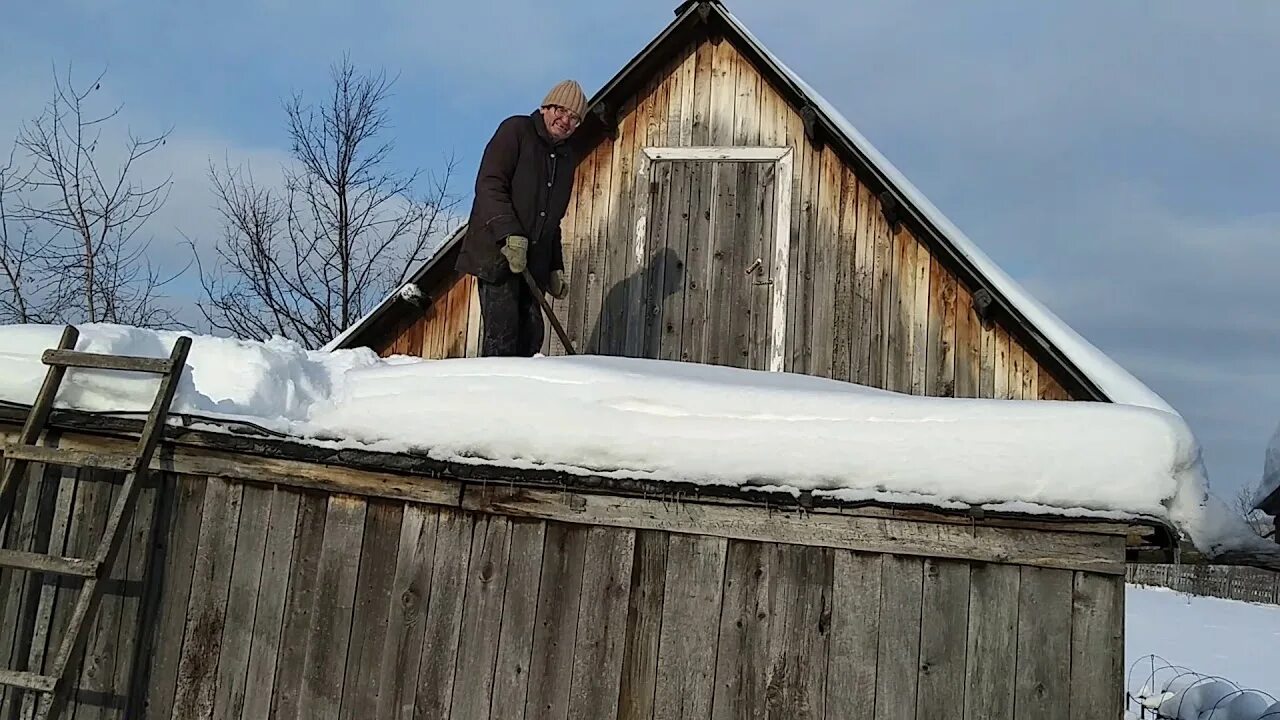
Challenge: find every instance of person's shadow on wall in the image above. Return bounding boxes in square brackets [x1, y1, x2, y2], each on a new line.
[586, 247, 684, 357]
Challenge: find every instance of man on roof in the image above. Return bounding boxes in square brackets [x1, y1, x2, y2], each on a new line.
[455, 80, 586, 357]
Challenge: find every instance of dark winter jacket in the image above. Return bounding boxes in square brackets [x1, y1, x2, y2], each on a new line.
[455, 111, 577, 289]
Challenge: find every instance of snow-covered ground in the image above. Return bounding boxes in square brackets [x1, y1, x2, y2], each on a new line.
[1126, 584, 1280, 717]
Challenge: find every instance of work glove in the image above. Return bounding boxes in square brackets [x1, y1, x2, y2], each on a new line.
[549, 270, 568, 299]
[500, 235, 528, 274]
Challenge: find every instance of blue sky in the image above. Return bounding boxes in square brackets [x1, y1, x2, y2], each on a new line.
[2, 0, 1278, 503]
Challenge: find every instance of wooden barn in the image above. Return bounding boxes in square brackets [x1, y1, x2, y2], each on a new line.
[3, 2, 1248, 720]
[331, 0, 1133, 411]
[1, 347, 1171, 720]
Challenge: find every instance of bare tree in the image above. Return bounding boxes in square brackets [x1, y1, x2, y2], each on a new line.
[1234, 485, 1275, 540]
[0, 65, 183, 328]
[0, 145, 42, 322]
[195, 55, 458, 348]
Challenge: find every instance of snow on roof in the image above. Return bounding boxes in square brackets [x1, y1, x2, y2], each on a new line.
[0, 322, 1267, 558]
[717, 6, 1175, 416]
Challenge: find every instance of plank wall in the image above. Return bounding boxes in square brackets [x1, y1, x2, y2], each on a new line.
[1, 461, 1123, 719]
[364, 36, 1077, 401]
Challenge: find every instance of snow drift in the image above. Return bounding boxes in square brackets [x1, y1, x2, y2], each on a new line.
[0, 322, 1266, 556]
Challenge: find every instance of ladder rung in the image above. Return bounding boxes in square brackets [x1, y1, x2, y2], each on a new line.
[0, 669, 57, 693]
[2, 444, 136, 473]
[41, 348, 173, 374]
[0, 549, 99, 578]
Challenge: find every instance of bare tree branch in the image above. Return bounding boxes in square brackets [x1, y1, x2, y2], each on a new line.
[195, 55, 459, 349]
[2, 64, 181, 327]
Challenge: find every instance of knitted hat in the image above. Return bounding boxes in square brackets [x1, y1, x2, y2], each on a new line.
[542, 79, 588, 119]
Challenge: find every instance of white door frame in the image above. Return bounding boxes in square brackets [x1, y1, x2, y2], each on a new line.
[633, 146, 794, 372]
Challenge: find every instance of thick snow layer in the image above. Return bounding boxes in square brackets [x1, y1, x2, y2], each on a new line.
[0, 323, 1268, 557]
[1254, 420, 1280, 509]
[718, 7, 1174, 416]
[1126, 584, 1280, 714]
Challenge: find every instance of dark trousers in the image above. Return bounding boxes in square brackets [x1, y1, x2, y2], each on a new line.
[478, 274, 544, 357]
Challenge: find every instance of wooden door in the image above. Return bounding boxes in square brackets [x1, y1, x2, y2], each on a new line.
[630, 158, 782, 370]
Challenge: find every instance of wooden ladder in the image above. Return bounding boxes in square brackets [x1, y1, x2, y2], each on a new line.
[0, 325, 191, 720]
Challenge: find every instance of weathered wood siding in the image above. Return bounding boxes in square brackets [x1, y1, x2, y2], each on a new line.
[363, 36, 1082, 402]
[370, 272, 477, 359]
[1, 440, 1126, 719]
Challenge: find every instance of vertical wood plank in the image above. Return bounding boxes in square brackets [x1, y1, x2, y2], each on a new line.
[414, 508, 475, 720]
[852, 182, 876, 385]
[659, 160, 693, 363]
[1014, 567, 1072, 720]
[789, 132, 821, 375]
[626, 73, 672, 358]
[22, 466, 77, 703]
[1022, 351, 1039, 401]
[832, 168, 860, 382]
[566, 152, 596, 353]
[963, 563, 1019, 720]
[869, 199, 894, 389]
[269, 493, 328, 719]
[139, 475, 207, 720]
[20, 466, 73, 719]
[108, 473, 158, 720]
[491, 520, 547, 720]
[915, 559, 971, 720]
[911, 242, 932, 395]
[678, 41, 698, 148]
[616, 531, 669, 720]
[79, 471, 128, 720]
[567, 527, 636, 720]
[599, 93, 638, 356]
[9, 464, 60, 720]
[665, 47, 690, 147]
[524, 522, 589, 720]
[464, 276, 482, 358]
[711, 540, 770, 720]
[210, 482, 273, 720]
[979, 322, 997, 399]
[338, 500, 404, 720]
[616, 76, 656, 357]
[297, 495, 367, 720]
[714, 541, 832, 720]
[652, 534, 727, 720]
[448, 515, 513, 720]
[886, 228, 913, 393]
[0, 465, 36, 703]
[926, 257, 957, 397]
[1008, 343, 1025, 400]
[583, 137, 614, 355]
[826, 551, 882, 720]
[748, 160, 778, 371]
[680, 160, 713, 364]
[375, 505, 439, 720]
[873, 555, 923, 720]
[238, 488, 300, 720]
[171, 477, 244, 720]
[994, 328, 1011, 400]
[954, 285, 981, 398]
[810, 149, 842, 379]
[706, 163, 742, 367]
[1069, 573, 1124, 720]
[642, 160, 674, 360]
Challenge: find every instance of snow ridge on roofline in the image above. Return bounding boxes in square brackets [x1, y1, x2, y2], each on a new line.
[718, 5, 1175, 416]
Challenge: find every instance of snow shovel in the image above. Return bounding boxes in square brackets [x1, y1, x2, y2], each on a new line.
[521, 268, 577, 355]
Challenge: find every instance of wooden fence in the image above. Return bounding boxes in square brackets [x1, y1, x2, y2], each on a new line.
[1126, 563, 1280, 605]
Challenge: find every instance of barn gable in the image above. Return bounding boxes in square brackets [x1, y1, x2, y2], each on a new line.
[328, 0, 1169, 412]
